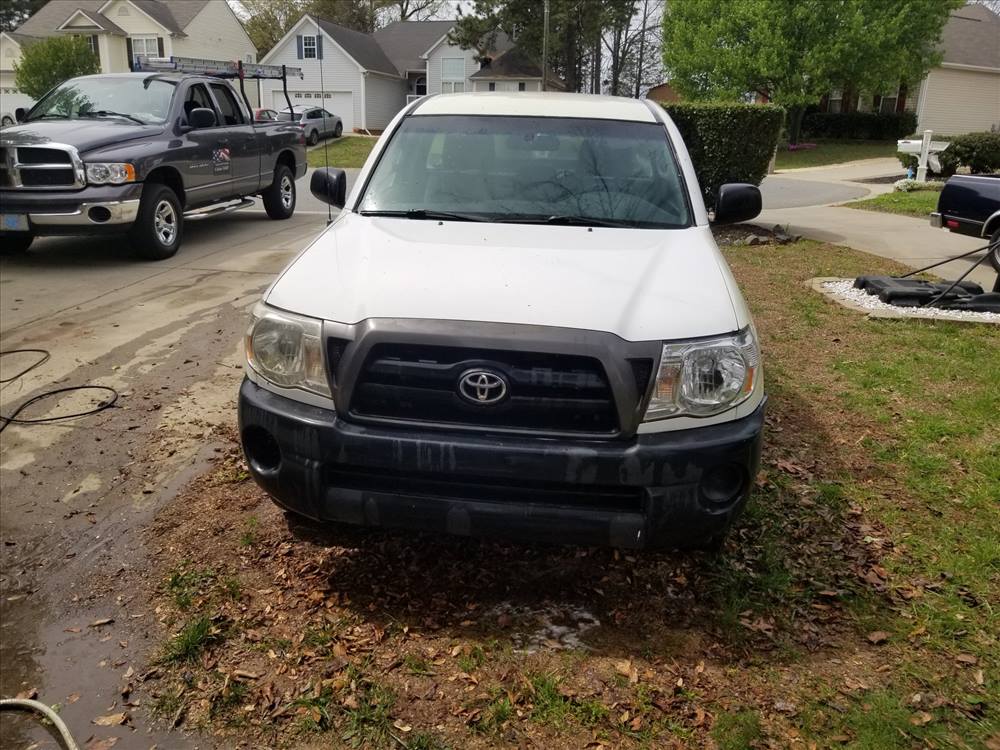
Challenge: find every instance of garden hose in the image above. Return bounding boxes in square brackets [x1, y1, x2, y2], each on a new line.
[0, 698, 81, 750]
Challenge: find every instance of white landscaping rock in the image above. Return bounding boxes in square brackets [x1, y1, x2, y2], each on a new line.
[812, 278, 1000, 325]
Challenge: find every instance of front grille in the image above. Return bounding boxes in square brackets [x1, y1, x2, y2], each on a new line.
[349, 343, 618, 434]
[325, 464, 644, 512]
[0, 197, 80, 214]
[16, 148, 72, 165]
[20, 169, 76, 187]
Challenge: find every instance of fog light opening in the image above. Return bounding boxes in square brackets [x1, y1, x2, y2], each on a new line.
[700, 464, 746, 509]
[88, 206, 112, 223]
[242, 425, 281, 474]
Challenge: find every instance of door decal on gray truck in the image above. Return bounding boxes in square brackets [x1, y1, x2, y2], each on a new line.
[212, 146, 231, 174]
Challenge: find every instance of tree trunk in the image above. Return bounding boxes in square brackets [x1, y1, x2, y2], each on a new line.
[787, 106, 805, 145]
[634, 0, 649, 98]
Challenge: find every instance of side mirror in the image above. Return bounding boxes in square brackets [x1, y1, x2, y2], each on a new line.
[712, 183, 762, 225]
[14, 108, 26, 123]
[310, 167, 347, 208]
[188, 107, 216, 129]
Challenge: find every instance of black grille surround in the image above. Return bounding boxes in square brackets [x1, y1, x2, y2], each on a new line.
[351, 343, 619, 434]
[326, 318, 663, 440]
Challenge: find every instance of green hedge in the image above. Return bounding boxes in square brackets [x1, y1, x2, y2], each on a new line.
[659, 102, 784, 205]
[897, 131, 1000, 177]
[802, 111, 917, 140]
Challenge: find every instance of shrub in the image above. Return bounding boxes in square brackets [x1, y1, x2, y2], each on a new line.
[897, 131, 1000, 176]
[893, 179, 943, 193]
[801, 111, 917, 141]
[659, 102, 784, 205]
[14, 35, 99, 101]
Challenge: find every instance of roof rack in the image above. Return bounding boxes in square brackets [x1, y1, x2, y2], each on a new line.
[134, 55, 303, 119]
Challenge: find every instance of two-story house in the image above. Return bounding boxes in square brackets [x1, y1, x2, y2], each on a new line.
[258, 16, 560, 134]
[1, 0, 258, 124]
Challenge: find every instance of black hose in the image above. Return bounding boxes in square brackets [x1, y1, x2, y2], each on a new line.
[0, 350, 119, 434]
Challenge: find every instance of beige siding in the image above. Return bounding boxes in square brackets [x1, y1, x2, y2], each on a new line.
[99, 34, 130, 72]
[259, 19, 364, 131]
[916, 67, 1000, 135]
[426, 39, 477, 94]
[171, 0, 256, 65]
[1, 34, 22, 71]
[364, 73, 406, 130]
[102, 0, 172, 39]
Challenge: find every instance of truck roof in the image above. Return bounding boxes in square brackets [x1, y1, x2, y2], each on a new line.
[413, 92, 658, 123]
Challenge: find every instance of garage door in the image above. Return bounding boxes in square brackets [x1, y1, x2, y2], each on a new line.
[274, 90, 354, 132]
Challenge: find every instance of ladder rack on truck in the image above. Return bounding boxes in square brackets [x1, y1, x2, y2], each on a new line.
[134, 55, 304, 116]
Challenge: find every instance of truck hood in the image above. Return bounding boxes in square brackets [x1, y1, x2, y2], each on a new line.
[0, 120, 164, 155]
[266, 213, 743, 342]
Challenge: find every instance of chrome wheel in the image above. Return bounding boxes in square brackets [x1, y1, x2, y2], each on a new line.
[154, 200, 177, 246]
[280, 174, 294, 210]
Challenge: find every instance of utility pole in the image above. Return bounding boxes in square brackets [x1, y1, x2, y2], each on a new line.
[542, 0, 549, 91]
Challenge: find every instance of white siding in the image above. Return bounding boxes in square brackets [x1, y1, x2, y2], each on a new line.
[472, 80, 541, 92]
[259, 19, 364, 131]
[364, 73, 406, 130]
[99, 34, 130, 73]
[1, 70, 34, 119]
[102, 0, 172, 38]
[1, 34, 23, 72]
[426, 39, 478, 95]
[916, 67, 1000, 135]
[171, 1, 256, 65]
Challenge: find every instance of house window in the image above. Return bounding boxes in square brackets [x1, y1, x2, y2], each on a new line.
[518, 82, 526, 92]
[118, 5, 129, 15]
[303, 35, 317, 59]
[441, 57, 465, 92]
[131, 35, 158, 64]
[488, 82, 496, 91]
[414, 76, 426, 95]
[827, 89, 843, 113]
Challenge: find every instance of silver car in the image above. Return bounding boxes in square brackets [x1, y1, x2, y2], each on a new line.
[279, 106, 343, 145]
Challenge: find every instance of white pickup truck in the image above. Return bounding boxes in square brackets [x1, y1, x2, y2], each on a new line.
[239, 92, 766, 550]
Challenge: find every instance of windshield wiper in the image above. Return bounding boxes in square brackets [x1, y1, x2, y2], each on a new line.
[25, 113, 69, 121]
[541, 215, 637, 228]
[359, 209, 489, 222]
[79, 110, 145, 125]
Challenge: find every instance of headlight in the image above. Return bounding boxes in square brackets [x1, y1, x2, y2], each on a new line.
[644, 327, 761, 420]
[245, 303, 330, 397]
[85, 163, 136, 184]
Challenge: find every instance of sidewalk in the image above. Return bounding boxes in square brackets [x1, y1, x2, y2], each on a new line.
[756, 159, 995, 289]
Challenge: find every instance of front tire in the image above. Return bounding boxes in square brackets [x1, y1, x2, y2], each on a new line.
[307, 129, 319, 146]
[262, 164, 296, 220]
[0, 233, 33, 254]
[334, 122, 343, 138]
[1, 115, 14, 127]
[130, 183, 183, 260]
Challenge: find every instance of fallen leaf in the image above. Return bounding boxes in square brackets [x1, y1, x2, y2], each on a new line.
[393, 720, 412, 732]
[89, 618, 114, 628]
[909, 711, 933, 727]
[66, 693, 80, 704]
[92, 712, 127, 726]
[867, 631, 890, 645]
[84, 738, 119, 750]
[956, 654, 978, 666]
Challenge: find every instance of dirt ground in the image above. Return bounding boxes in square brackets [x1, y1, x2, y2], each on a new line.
[2, 226, 994, 749]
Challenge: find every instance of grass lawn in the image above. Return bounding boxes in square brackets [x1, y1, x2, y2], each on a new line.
[775, 139, 900, 170]
[140, 240, 998, 749]
[307, 135, 377, 169]
[847, 189, 941, 218]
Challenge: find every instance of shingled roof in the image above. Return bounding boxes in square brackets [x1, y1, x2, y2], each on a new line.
[939, 4, 1000, 70]
[314, 17, 399, 77]
[16, 1, 210, 38]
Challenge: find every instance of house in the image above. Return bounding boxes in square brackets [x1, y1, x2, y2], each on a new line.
[0, 0, 258, 122]
[258, 16, 554, 133]
[644, 82, 682, 103]
[818, 4, 1000, 135]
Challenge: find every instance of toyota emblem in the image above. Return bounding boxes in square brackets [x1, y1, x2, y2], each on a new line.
[457, 369, 508, 405]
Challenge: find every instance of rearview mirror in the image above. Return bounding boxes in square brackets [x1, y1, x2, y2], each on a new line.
[188, 107, 216, 129]
[712, 183, 762, 225]
[14, 108, 26, 123]
[310, 167, 347, 208]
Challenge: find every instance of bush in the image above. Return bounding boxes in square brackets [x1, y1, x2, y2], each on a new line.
[893, 179, 943, 193]
[659, 102, 784, 205]
[14, 36, 99, 100]
[897, 131, 1000, 176]
[801, 111, 917, 141]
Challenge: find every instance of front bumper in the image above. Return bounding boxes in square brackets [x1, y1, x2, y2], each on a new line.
[0, 183, 144, 235]
[238, 379, 766, 550]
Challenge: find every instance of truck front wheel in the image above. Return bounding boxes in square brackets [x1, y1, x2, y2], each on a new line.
[130, 184, 183, 260]
[262, 164, 296, 220]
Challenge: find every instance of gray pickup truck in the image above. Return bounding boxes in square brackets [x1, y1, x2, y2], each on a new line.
[0, 60, 306, 260]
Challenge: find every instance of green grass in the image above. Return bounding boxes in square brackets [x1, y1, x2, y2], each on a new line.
[166, 566, 216, 610]
[307, 136, 377, 169]
[456, 645, 485, 673]
[711, 710, 763, 750]
[238, 516, 259, 547]
[774, 139, 898, 169]
[162, 616, 223, 663]
[846, 188, 940, 218]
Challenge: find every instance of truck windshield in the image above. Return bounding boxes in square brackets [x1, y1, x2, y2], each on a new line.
[358, 115, 691, 228]
[27, 77, 176, 125]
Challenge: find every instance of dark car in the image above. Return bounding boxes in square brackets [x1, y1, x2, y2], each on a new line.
[0, 67, 306, 260]
[932, 174, 1000, 290]
[278, 106, 343, 145]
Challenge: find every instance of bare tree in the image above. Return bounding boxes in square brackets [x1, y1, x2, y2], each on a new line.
[601, 0, 662, 97]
